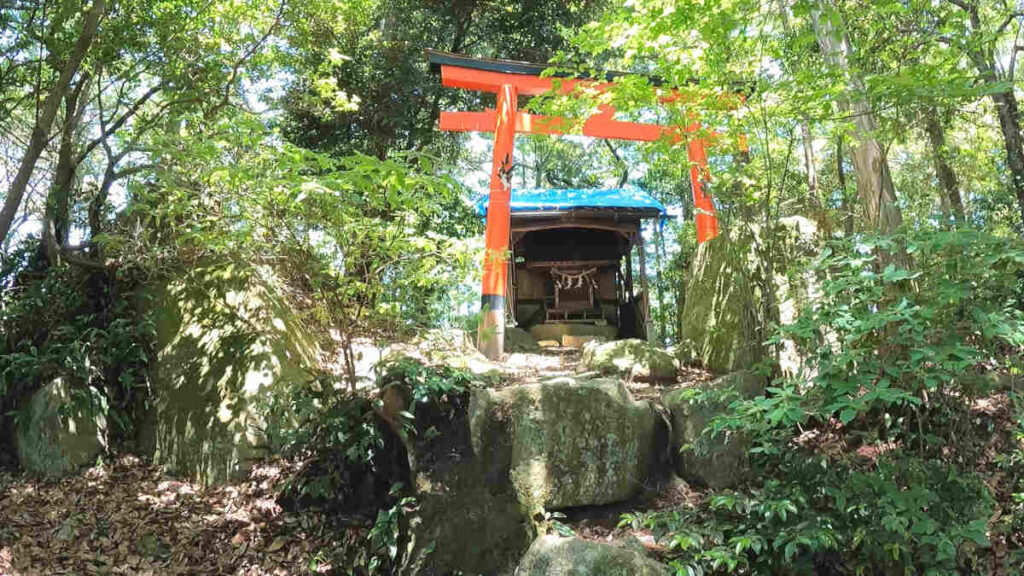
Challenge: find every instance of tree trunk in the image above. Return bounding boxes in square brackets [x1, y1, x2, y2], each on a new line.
[0, 0, 104, 248]
[812, 1, 903, 235]
[953, 0, 1024, 231]
[922, 107, 966, 226]
[652, 222, 667, 343]
[801, 120, 822, 210]
[43, 77, 90, 265]
[991, 90, 1024, 229]
[837, 136, 854, 237]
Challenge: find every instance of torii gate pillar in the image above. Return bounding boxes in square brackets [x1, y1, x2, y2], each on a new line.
[478, 83, 518, 359]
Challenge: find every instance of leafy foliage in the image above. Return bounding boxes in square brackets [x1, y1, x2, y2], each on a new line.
[0, 246, 154, 449]
[627, 229, 1024, 573]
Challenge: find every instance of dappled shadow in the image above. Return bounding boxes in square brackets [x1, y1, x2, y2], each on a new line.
[141, 264, 319, 486]
[0, 455, 367, 575]
[680, 229, 764, 373]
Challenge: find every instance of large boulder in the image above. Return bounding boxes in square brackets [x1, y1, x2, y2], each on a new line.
[662, 371, 766, 489]
[580, 339, 677, 382]
[774, 216, 820, 377]
[506, 326, 541, 353]
[380, 375, 532, 575]
[15, 378, 107, 476]
[139, 264, 320, 486]
[381, 329, 499, 379]
[680, 218, 819, 376]
[517, 535, 668, 576]
[469, 377, 659, 510]
[679, 227, 765, 374]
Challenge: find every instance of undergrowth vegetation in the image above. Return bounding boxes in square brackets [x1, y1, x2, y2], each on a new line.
[626, 229, 1024, 574]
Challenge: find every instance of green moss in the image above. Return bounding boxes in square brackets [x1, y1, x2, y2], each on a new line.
[680, 230, 765, 374]
[15, 378, 107, 477]
[518, 535, 668, 575]
[662, 371, 766, 489]
[579, 339, 677, 382]
[138, 264, 320, 485]
[470, 378, 657, 511]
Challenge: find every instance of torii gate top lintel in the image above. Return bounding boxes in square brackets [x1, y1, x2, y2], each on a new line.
[426, 49, 725, 359]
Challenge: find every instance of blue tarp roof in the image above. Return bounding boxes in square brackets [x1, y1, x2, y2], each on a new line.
[475, 186, 667, 217]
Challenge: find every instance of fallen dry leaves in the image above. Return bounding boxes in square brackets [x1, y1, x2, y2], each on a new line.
[0, 456, 369, 575]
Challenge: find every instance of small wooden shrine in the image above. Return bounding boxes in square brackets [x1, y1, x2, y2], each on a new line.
[478, 186, 666, 342]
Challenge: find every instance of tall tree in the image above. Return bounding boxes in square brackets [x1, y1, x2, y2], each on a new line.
[940, 0, 1024, 230]
[811, 0, 903, 234]
[922, 107, 966, 225]
[0, 0, 104, 248]
[279, 0, 605, 161]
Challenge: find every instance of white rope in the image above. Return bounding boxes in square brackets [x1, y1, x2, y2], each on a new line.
[550, 267, 598, 291]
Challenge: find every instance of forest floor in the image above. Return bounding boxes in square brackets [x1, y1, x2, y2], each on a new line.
[0, 349, 726, 575]
[0, 455, 362, 575]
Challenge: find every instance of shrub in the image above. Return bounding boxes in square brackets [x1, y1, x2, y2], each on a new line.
[636, 229, 1024, 573]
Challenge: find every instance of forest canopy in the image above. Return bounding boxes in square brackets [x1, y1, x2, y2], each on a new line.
[4, 0, 1024, 574]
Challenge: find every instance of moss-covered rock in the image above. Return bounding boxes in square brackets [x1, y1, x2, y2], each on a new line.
[385, 377, 532, 575]
[774, 216, 820, 377]
[579, 339, 677, 383]
[139, 264, 320, 486]
[469, 377, 658, 510]
[517, 535, 668, 576]
[506, 326, 541, 353]
[679, 228, 765, 374]
[380, 329, 499, 379]
[662, 371, 766, 489]
[680, 218, 819, 376]
[15, 378, 107, 476]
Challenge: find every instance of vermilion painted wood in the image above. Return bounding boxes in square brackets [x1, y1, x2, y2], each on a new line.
[687, 138, 719, 243]
[481, 83, 518, 299]
[440, 107, 707, 142]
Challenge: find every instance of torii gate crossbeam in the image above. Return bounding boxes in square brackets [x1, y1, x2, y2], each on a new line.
[427, 50, 725, 359]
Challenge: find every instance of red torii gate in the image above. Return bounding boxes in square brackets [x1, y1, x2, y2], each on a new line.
[426, 50, 731, 359]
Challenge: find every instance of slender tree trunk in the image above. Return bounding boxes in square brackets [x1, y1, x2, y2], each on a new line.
[652, 223, 667, 343]
[922, 107, 966, 226]
[836, 135, 854, 236]
[801, 120, 821, 210]
[991, 90, 1024, 228]
[0, 0, 104, 248]
[812, 1, 903, 235]
[953, 0, 1024, 230]
[43, 77, 90, 265]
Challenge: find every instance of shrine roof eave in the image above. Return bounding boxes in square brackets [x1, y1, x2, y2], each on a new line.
[508, 209, 663, 220]
[425, 49, 670, 86]
[475, 186, 669, 220]
[425, 50, 754, 95]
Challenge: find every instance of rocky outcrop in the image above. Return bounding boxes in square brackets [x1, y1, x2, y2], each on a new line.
[517, 535, 668, 576]
[379, 372, 531, 575]
[380, 329, 499, 379]
[680, 218, 819, 376]
[662, 371, 766, 489]
[579, 339, 677, 383]
[505, 326, 541, 353]
[139, 265, 320, 486]
[679, 228, 765, 374]
[15, 378, 107, 476]
[469, 377, 659, 511]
